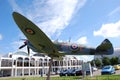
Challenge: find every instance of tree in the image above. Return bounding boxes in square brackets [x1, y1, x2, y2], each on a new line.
[90, 58, 102, 68]
[102, 57, 111, 66]
[95, 58, 102, 67]
[110, 57, 119, 65]
[90, 60, 94, 66]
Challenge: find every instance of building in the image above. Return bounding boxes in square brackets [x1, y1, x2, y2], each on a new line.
[0, 51, 82, 77]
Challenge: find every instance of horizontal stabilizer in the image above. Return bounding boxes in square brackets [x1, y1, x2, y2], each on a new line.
[96, 39, 114, 55]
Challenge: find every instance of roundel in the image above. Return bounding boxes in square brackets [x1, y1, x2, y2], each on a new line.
[70, 44, 79, 51]
[25, 28, 35, 35]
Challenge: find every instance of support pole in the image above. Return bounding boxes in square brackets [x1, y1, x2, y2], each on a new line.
[46, 57, 53, 80]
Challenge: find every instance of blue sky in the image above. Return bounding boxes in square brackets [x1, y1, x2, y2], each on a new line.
[0, 0, 120, 61]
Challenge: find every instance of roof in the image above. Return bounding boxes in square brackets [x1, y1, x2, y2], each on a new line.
[13, 51, 28, 56]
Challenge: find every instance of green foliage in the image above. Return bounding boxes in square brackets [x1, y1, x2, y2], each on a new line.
[110, 56, 119, 65]
[95, 58, 102, 67]
[101, 56, 119, 66]
[91, 56, 119, 67]
[0, 76, 82, 80]
[90, 60, 94, 66]
[86, 75, 120, 80]
[0, 75, 120, 80]
[102, 57, 111, 66]
[90, 58, 102, 67]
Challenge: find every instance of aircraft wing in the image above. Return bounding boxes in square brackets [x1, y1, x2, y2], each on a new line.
[13, 12, 59, 57]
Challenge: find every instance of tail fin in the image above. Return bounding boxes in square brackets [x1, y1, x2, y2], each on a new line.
[96, 39, 114, 55]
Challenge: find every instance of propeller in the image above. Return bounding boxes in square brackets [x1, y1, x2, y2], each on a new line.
[19, 39, 30, 56]
[19, 43, 27, 49]
[27, 46, 30, 56]
[19, 39, 27, 49]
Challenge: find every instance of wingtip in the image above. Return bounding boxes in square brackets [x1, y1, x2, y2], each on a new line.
[12, 12, 17, 16]
[12, 12, 20, 17]
[13, 12, 23, 17]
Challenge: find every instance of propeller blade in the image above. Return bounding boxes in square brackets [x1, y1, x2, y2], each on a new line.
[20, 39, 27, 41]
[19, 44, 27, 49]
[27, 46, 30, 56]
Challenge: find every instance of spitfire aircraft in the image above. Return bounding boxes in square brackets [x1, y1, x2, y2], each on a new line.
[12, 12, 114, 57]
[12, 12, 113, 80]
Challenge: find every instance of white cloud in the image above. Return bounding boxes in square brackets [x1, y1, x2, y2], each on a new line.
[11, 40, 24, 50]
[11, 40, 34, 54]
[9, 0, 86, 37]
[0, 34, 3, 40]
[8, 0, 22, 13]
[77, 36, 87, 44]
[108, 6, 120, 16]
[9, 0, 87, 54]
[94, 20, 120, 38]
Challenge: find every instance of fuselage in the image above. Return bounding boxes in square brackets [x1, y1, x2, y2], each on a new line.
[27, 40, 95, 55]
[54, 42, 95, 55]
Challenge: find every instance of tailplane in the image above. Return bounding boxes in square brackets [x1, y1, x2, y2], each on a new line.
[96, 39, 114, 55]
